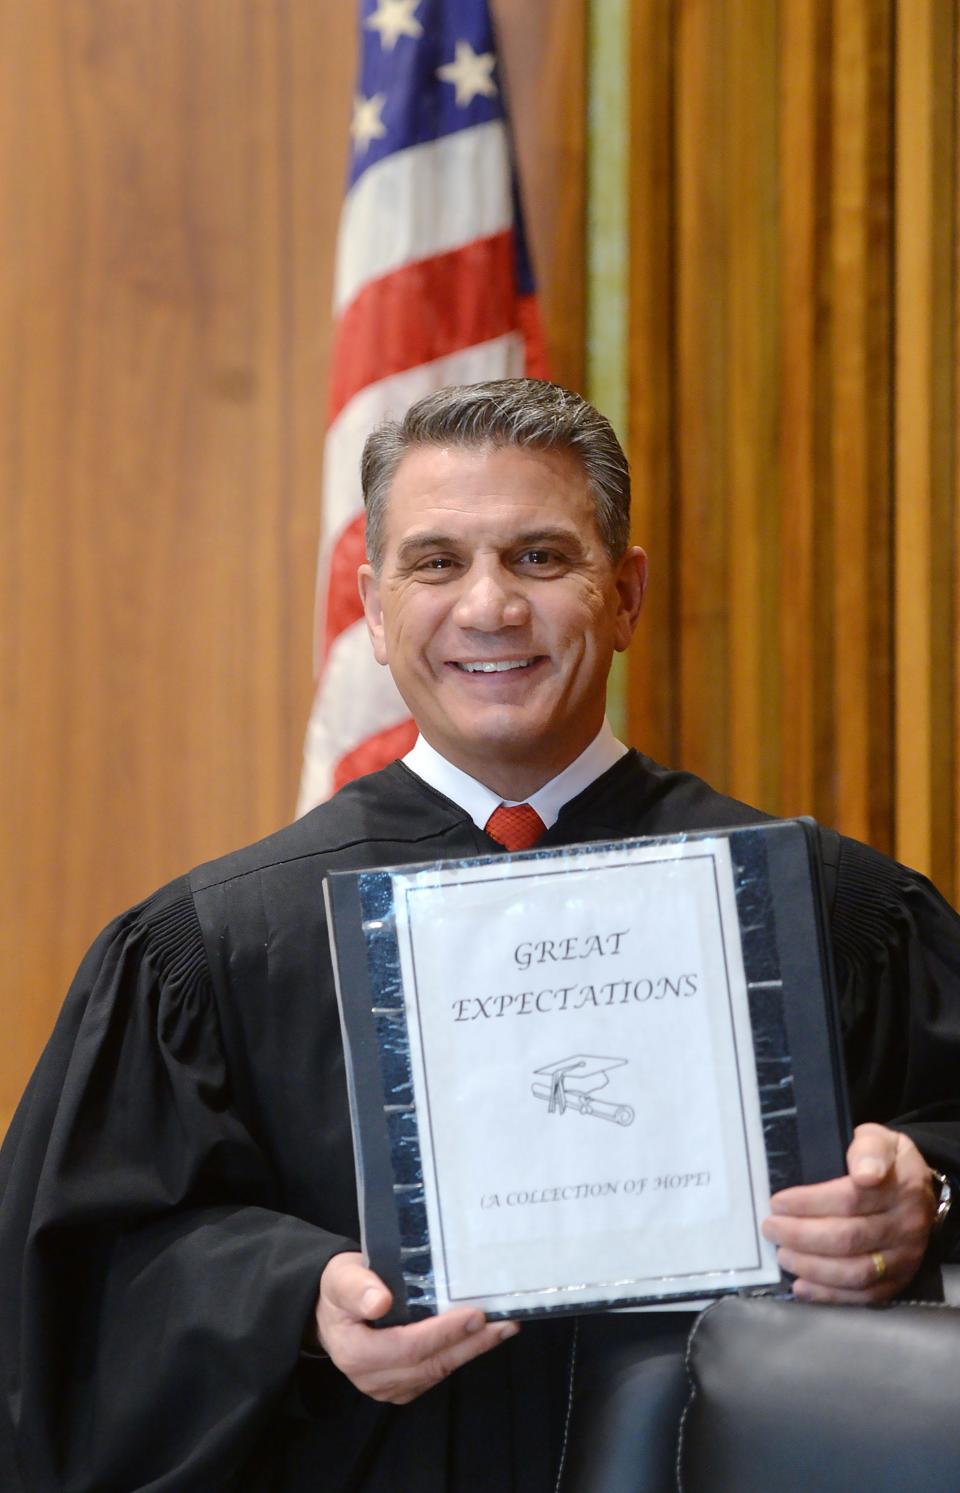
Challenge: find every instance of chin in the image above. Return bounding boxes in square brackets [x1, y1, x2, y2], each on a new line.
[448, 718, 556, 766]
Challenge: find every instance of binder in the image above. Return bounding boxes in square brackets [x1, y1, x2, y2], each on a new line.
[324, 818, 850, 1323]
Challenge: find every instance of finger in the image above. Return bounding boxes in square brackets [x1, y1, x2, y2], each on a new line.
[384, 1318, 520, 1404]
[846, 1123, 899, 1188]
[768, 1175, 890, 1220]
[345, 1314, 519, 1404]
[322, 1254, 393, 1322]
[333, 1304, 490, 1381]
[789, 1274, 901, 1306]
[371, 1306, 491, 1363]
[775, 1243, 910, 1294]
[765, 1201, 932, 1260]
[762, 1209, 892, 1257]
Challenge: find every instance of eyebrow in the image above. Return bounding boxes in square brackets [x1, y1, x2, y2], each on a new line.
[395, 526, 587, 564]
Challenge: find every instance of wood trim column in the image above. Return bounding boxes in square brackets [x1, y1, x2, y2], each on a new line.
[894, 0, 956, 889]
[627, 0, 676, 765]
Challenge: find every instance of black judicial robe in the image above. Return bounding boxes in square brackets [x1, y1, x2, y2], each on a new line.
[3, 752, 960, 1492]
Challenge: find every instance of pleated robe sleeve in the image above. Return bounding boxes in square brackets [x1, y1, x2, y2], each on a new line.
[0, 878, 356, 1492]
[828, 834, 960, 1232]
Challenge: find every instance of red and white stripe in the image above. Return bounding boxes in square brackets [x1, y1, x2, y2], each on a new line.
[297, 117, 545, 815]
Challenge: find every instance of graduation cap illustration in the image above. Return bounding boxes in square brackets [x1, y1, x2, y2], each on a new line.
[531, 1055, 635, 1127]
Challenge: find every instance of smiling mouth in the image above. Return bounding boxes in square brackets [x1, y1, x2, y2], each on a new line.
[452, 658, 539, 674]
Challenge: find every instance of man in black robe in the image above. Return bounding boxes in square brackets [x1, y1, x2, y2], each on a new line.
[2, 379, 958, 1492]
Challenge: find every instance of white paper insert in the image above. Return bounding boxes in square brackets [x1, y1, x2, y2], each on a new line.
[392, 838, 778, 1314]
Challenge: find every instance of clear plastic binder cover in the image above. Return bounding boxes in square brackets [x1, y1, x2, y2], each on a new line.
[353, 828, 803, 1319]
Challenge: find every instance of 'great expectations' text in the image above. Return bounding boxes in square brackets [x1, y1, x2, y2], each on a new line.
[452, 971, 699, 1021]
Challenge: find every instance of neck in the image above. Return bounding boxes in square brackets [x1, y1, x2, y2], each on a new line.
[429, 738, 598, 803]
[465, 763, 559, 801]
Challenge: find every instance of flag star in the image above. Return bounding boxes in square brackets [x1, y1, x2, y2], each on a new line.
[350, 92, 388, 153]
[436, 39, 498, 108]
[365, 0, 423, 51]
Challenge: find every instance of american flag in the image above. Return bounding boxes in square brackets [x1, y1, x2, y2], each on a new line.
[296, 0, 547, 815]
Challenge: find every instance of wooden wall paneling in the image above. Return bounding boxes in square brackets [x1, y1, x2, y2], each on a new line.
[0, 0, 65, 1134]
[777, 0, 836, 823]
[287, 3, 358, 724]
[674, 0, 730, 788]
[1, 1, 588, 1138]
[626, 0, 676, 765]
[493, 0, 587, 393]
[861, 0, 896, 854]
[0, 0, 357, 1136]
[725, 0, 781, 810]
[894, 0, 956, 894]
[956, 3, 960, 905]
[926, 0, 956, 905]
[585, 0, 631, 734]
[830, 0, 894, 851]
[586, 0, 629, 434]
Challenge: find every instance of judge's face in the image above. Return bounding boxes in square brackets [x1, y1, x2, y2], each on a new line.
[358, 444, 647, 799]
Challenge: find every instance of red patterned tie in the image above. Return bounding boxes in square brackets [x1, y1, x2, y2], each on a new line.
[484, 803, 546, 852]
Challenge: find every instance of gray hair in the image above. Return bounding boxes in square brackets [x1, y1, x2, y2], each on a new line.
[360, 378, 631, 569]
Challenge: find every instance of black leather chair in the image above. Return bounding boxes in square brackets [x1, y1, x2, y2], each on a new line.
[678, 1294, 960, 1493]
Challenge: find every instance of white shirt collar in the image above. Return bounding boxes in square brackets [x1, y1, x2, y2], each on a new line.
[402, 721, 628, 832]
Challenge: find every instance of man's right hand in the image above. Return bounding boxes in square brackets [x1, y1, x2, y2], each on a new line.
[314, 1251, 520, 1404]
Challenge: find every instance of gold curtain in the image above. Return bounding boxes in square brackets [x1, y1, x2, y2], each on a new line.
[626, 0, 959, 904]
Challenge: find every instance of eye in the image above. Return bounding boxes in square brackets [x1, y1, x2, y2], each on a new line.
[414, 554, 459, 577]
[516, 548, 566, 573]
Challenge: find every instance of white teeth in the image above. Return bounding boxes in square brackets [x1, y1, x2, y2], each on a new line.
[458, 659, 534, 673]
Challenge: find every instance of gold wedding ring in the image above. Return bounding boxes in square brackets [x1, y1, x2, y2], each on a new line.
[871, 1250, 887, 1281]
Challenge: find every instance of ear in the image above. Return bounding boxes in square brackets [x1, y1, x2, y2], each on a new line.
[613, 547, 648, 652]
[358, 563, 389, 666]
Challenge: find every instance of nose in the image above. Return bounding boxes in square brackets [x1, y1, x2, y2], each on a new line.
[452, 564, 531, 631]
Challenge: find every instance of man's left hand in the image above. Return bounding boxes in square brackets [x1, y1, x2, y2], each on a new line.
[761, 1123, 937, 1303]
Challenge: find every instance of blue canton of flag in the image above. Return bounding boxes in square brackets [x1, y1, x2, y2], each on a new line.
[351, 0, 505, 182]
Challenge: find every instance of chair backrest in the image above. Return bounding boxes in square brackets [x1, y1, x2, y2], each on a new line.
[678, 1295, 960, 1493]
